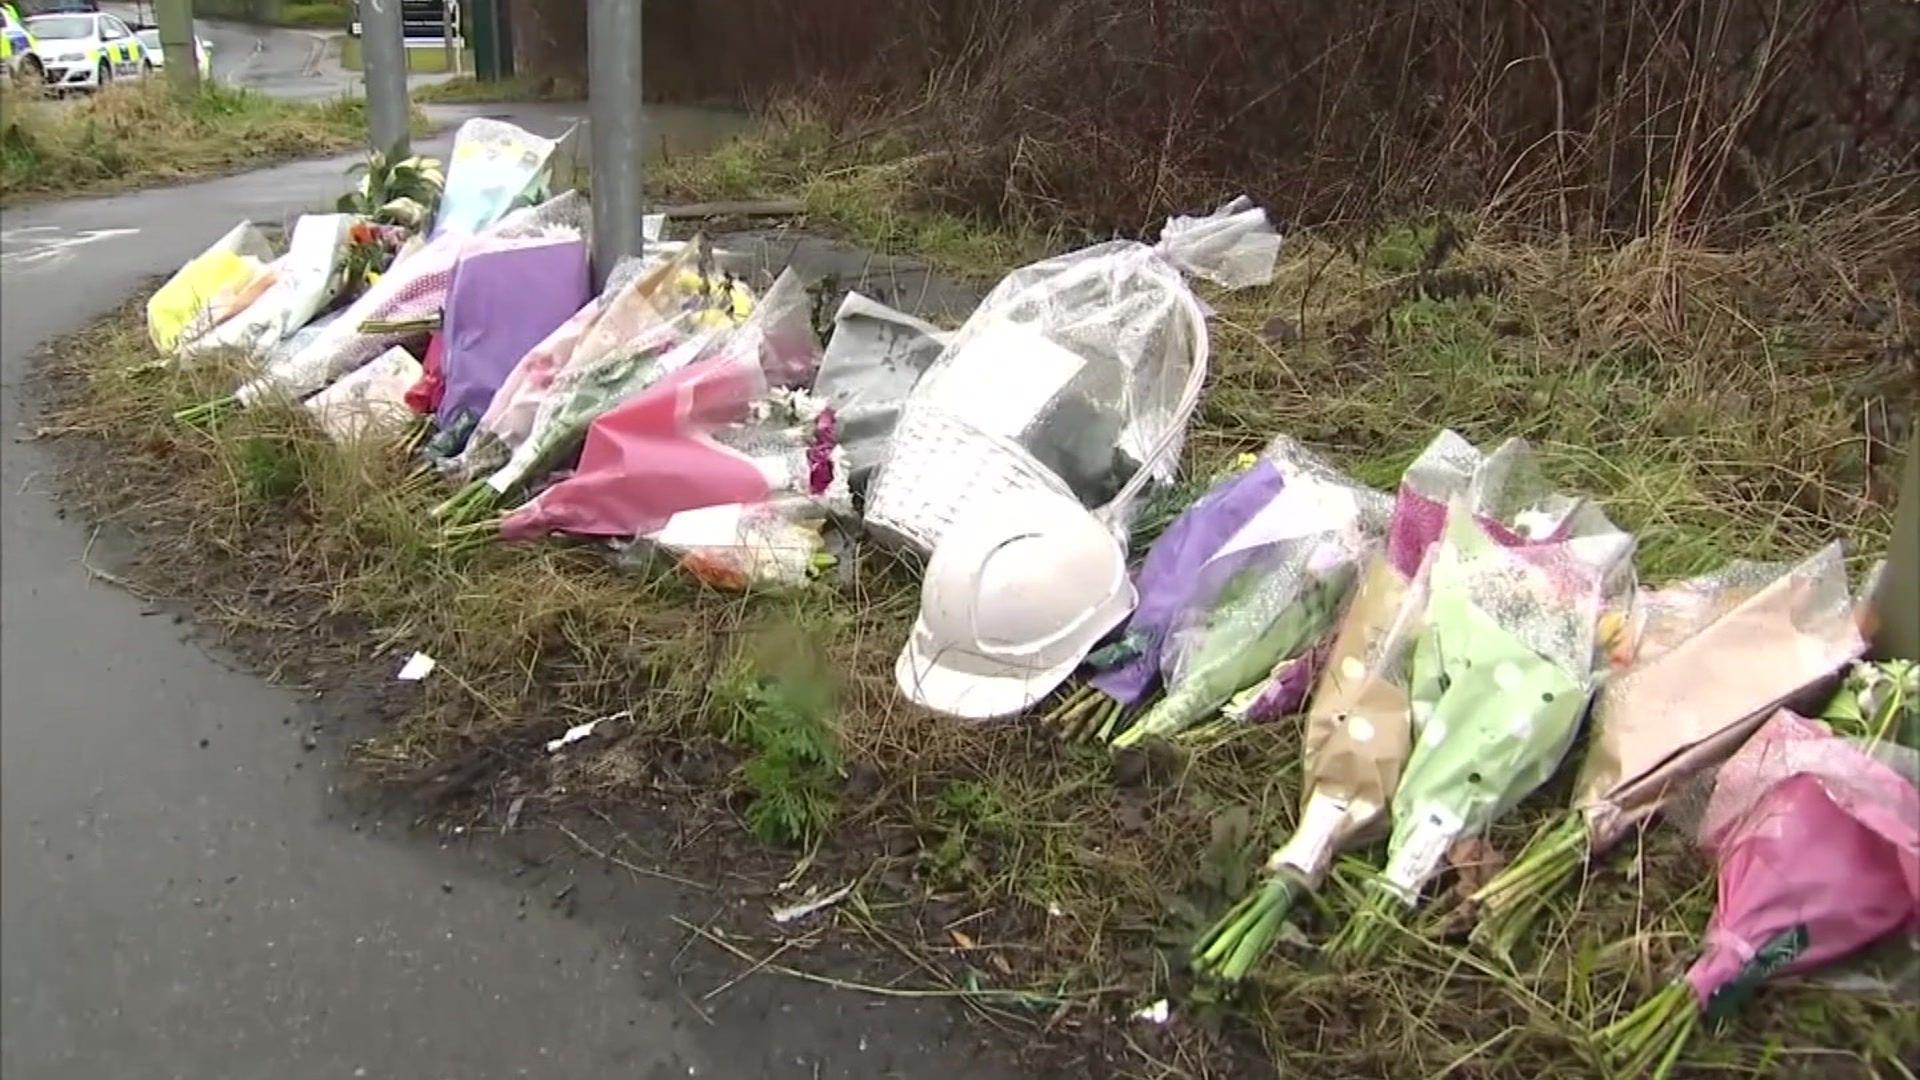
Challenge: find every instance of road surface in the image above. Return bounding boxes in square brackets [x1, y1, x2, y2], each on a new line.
[103, 2, 448, 100]
[0, 53, 1009, 1080]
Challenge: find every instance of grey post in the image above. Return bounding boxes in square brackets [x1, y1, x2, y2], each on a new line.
[587, 0, 644, 289]
[443, 0, 458, 76]
[361, 0, 410, 158]
[1869, 427, 1919, 660]
[154, 0, 197, 93]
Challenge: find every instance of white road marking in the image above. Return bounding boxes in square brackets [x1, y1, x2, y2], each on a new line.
[1, 227, 142, 274]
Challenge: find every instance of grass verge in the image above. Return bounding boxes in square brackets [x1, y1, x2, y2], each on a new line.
[33, 120, 1919, 1075]
[651, 108, 1057, 282]
[413, 76, 584, 105]
[0, 81, 367, 204]
[275, 0, 351, 28]
[336, 37, 473, 75]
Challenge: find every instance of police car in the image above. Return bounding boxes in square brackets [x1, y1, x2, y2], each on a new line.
[1, 5, 45, 84]
[133, 25, 211, 81]
[26, 9, 148, 91]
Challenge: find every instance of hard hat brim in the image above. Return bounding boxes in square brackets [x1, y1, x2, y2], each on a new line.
[894, 581, 1135, 720]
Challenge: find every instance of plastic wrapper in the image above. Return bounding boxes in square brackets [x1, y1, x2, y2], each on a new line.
[499, 279, 842, 540]
[865, 197, 1279, 552]
[1115, 441, 1387, 744]
[1375, 501, 1634, 902]
[435, 236, 590, 435]
[233, 229, 457, 407]
[406, 333, 447, 415]
[813, 293, 955, 491]
[303, 346, 423, 442]
[1087, 455, 1287, 708]
[616, 498, 834, 592]
[181, 214, 353, 362]
[1275, 432, 1560, 881]
[1681, 709, 1919, 1010]
[429, 118, 559, 239]
[1154, 196, 1285, 288]
[233, 193, 587, 410]
[1575, 545, 1864, 849]
[148, 221, 276, 354]
[448, 241, 753, 492]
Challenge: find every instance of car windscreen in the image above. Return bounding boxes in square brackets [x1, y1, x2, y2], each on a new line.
[135, 29, 160, 49]
[25, 15, 92, 39]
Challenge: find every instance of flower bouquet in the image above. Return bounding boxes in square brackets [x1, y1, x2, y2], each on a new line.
[1325, 492, 1633, 962]
[179, 213, 354, 363]
[1189, 431, 1616, 980]
[147, 221, 277, 355]
[431, 249, 761, 529]
[1044, 450, 1285, 740]
[1469, 545, 1863, 957]
[1597, 708, 1919, 1078]
[1106, 440, 1386, 747]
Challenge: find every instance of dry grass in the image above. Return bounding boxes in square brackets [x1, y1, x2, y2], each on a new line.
[32, 132, 1919, 1075]
[0, 81, 367, 204]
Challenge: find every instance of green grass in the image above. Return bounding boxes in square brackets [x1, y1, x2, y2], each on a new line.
[190, 0, 346, 27]
[0, 81, 366, 203]
[413, 76, 583, 105]
[337, 36, 473, 76]
[36, 117, 1919, 1076]
[712, 647, 843, 847]
[652, 112, 1056, 281]
[277, 0, 350, 28]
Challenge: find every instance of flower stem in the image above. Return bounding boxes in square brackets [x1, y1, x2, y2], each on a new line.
[1326, 881, 1404, 965]
[1191, 876, 1301, 984]
[173, 395, 240, 428]
[1469, 814, 1589, 957]
[1598, 981, 1696, 1079]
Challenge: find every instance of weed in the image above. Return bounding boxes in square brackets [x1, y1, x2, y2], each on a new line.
[230, 434, 304, 504]
[713, 662, 842, 847]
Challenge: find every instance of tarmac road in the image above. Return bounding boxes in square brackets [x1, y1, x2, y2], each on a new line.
[102, 2, 446, 100]
[0, 65, 1008, 1080]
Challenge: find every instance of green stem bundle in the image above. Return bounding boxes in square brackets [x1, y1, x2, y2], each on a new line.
[1039, 684, 1147, 742]
[1325, 881, 1404, 964]
[433, 478, 501, 526]
[1468, 812, 1589, 958]
[1597, 980, 1697, 1079]
[437, 515, 505, 555]
[1190, 875, 1301, 983]
[174, 395, 240, 428]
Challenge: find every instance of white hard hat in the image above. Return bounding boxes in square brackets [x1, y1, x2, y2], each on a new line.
[896, 489, 1137, 719]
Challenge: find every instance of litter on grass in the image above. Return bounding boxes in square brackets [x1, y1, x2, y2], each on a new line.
[545, 710, 630, 753]
[396, 651, 437, 681]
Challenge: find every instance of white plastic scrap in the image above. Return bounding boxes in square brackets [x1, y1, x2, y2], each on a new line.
[1153, 195, 1282, 288]
[544, 709, 631, 753]
[769, 882, 855, 924]
[1131, 999, 1171, 1024]
[396, 651, 436, 681]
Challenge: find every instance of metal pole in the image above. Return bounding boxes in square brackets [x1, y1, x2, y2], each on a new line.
[154, 0, 197, 94]
[443, 0, 456, 76]
[587, 0, 643, 289]
[361, 0, 410, 158]
[1869, 427, 1919, 660]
